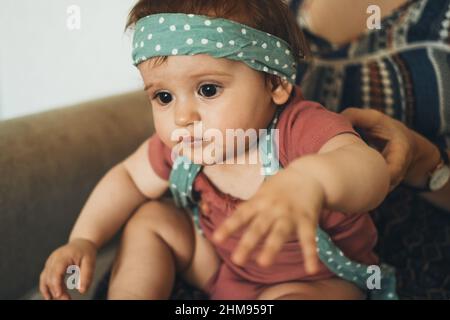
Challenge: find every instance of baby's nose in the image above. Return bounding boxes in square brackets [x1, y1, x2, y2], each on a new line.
[174, 103, 201, 127]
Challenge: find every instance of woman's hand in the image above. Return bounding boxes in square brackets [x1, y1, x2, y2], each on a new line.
[212, 168, 324, 275]
[340, 108, 440, 191]
[39, 238, 97, 300]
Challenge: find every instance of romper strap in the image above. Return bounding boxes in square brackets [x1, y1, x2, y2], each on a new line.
[315, 228, 398, 299]
[169, 156, 202, 226]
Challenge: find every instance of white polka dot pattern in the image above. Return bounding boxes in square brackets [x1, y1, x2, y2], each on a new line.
[132, 13, 299, 84]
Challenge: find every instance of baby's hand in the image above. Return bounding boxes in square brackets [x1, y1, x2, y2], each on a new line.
[39, 238, 97, 300]
[213, 167, 325, 275]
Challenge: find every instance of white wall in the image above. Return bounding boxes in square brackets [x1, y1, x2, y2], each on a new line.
[0, 0, 143, 120]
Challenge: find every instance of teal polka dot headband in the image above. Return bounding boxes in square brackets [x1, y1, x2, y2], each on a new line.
[132, 13, 299, 84]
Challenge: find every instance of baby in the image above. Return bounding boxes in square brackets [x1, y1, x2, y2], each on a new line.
[39, 0, 397, 300]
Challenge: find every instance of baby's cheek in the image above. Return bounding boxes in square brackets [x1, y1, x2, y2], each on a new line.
[153, 116, 175, 143]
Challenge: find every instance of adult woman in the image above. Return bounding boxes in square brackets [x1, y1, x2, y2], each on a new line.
[288, 0, 450, 299]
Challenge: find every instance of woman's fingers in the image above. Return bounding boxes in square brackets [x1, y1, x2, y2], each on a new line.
[383, 140, 410, 188]
[341, 107, 415, 190]
[257, 219, 293, 267]
[340, 108, 384, 129]
[213, 202, 256, 244]
[231, 215, 273, 266]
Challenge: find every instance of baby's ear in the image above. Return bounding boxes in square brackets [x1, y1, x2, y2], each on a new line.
[270, 78, 293, 106]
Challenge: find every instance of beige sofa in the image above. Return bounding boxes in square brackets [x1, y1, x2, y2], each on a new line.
[0, 91, 153, 299]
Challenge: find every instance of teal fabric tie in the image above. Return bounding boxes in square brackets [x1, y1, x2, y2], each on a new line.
[132, 13, 299, 84]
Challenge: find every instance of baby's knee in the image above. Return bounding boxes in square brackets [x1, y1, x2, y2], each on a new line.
[124, 199, 195, 244]
[127, 198, 186, 227]
[118, 199, 197, 274]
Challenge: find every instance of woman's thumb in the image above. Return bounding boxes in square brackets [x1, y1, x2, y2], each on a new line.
[341, 107, 383, 129]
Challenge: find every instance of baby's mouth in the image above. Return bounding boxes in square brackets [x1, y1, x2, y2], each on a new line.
[179, 136, 214, 149]
[180, 135, 204, 143]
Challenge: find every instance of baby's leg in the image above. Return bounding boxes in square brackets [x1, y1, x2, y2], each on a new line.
[107, 198, 220, 299]
[257, 278, 365, 300]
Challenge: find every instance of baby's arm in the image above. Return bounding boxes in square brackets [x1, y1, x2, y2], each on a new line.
[214, 132, 390, 274]
[288, 132, 390, 214]
[40, 138, 168, 299]
[69, 139, 169, 247]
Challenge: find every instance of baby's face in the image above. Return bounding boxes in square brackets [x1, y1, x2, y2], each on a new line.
[139, 54, 285, 164]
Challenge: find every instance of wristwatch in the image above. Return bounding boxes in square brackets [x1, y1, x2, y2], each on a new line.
[429, 146, 450, 191]
[403, 145, 450, 192]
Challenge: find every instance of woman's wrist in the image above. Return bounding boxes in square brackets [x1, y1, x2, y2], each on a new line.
[402, 131, 442, 189]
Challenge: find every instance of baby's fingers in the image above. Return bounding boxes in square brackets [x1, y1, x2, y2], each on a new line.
[79, 255, 95, 294]
[297, 216, 319, 275]
[213, 203, 256, 244]
[257, 220, 293, 267]
[231, 217, 273, 266]
[57, 293, 71, 300]
[39, 271, 51, 300]
[47, 260, 69, 299]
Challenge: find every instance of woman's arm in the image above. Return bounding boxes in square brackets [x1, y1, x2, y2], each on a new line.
[288, 133, 391, 214]
[341, 107, 450, 213]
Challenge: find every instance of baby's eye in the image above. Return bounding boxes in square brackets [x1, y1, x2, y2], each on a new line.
[154, 92, 173, 105]
[198, 84, 222, 98]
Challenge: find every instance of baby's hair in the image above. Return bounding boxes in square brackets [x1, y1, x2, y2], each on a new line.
[126, 0, 310, 92]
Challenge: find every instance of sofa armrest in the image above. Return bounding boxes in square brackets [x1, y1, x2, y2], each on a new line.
[0, 91, 153, 299]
